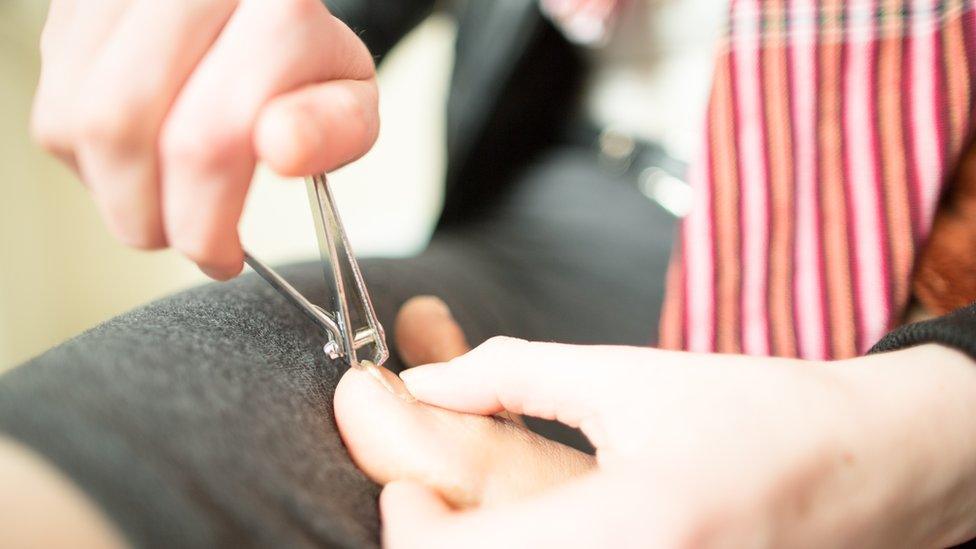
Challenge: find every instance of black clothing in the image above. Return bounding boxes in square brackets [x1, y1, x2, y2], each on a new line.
[5, 1, 976, 546]
[0, 146, 679, 548]
[323, 0, 976, 366]
[870, 304, 976, 359]
[325, 0, 586, 227]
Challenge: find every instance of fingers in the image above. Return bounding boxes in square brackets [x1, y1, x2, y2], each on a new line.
[72, 0, 238, 248]
[399, 338, 642, 430]
[160, 0, 377, 278]
[32, 0, 379, 279]
[394, 296, 470, 367]
[380, 472, 645, 549]
[254, 79, 379, 177]
[31, 0, 131, 162]
[393, 298, 526, 426]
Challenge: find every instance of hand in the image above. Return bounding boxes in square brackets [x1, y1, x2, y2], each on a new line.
[333, 297, 587, 511]
[381, 339, 976, 548]
[31, 0, 379, 279]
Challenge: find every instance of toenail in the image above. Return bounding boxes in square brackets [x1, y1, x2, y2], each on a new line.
[360, 361, 416, 402]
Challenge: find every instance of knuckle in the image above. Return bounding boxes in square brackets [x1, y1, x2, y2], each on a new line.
[76, 96, 146, 154]
[275, 0, 324, 23]
[104, 217, 166, 250]
[30, 92, 76, 156]
[124, 232, 167, 251]
[29, 109, 68, 153]
[160, 120, 238, 173]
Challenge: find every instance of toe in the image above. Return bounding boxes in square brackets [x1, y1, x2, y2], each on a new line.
[334, 365, 597, 510]
[335, 366, 486, 507]
[394, 296, 469, 367]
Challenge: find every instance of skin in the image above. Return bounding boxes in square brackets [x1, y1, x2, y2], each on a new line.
[4, 300, 976, 548]
[0, 437, 127, 549]
[0, 297, 594, 546]
[350, 327, 976, 548]
[338, 297, 594, 510]
[31, 0, 379, 279]
[23, 2, 976, 546]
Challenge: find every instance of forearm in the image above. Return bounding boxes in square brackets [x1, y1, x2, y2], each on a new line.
[822, 345, 976, 547]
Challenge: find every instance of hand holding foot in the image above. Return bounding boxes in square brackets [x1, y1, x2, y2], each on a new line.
[334, 296, 594, 509]
[378, 339, 976, 548]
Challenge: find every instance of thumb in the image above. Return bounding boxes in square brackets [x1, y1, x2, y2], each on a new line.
[399, 337, 637, 431]
[254, 78, 379, 177]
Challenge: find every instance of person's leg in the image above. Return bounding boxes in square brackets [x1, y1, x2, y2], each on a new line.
[0, 144, 676, 547]
[427, 144, 677, 348]
[425, 144, 679, 448]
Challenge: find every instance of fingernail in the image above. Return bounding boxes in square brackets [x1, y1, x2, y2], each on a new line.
[200, 264, 230, 281]
[430, 298, 453, 319]
[360, 360, 416, 403]
[199, 258, 244, 281]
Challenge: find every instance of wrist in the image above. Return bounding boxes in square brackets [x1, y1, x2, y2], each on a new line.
[825, 345, 976, 547]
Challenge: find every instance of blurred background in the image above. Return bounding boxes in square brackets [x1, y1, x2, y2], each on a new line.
[0, 1, 455, 369]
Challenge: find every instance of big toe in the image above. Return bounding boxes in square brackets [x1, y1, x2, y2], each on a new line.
[334, 366, 596, 509]
[335, 366, 490, 507]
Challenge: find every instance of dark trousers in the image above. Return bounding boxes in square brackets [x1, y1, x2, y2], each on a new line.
[0, 144, 677, 548]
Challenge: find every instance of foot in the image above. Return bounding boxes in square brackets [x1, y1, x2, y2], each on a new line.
[334, 297, 595, 509]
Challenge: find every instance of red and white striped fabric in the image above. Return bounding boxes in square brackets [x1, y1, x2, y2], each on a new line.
[658, 0, 976, 359]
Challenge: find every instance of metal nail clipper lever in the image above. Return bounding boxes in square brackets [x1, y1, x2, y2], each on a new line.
[243, 174, 395, 372]
[304, 173, 388, 368]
